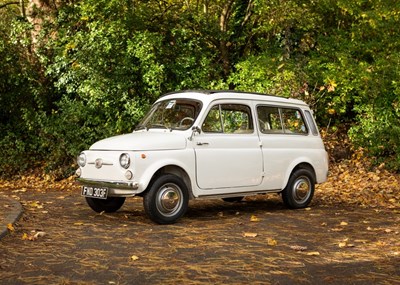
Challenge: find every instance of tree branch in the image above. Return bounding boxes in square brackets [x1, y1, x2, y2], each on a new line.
[241, 0, 254, 28]
[220, 0, 234, 32]
[0, 1, 20, 9]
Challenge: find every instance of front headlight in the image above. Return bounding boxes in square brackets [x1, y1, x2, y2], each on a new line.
[78, 153, 86, 167]
[119, 153, 130, 169]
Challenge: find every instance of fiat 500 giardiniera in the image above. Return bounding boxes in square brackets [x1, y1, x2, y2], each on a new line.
[76, 90, 329, 224]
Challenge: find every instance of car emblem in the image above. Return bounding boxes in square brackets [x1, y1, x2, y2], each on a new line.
[95, 158, 103, 169]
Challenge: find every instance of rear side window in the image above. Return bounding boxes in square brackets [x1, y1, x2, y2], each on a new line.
[202, 104, 253, 134]
[281, 108, 308, 134]
[257, 106, 308, 135]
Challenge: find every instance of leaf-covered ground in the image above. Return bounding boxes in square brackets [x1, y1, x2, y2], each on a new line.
[0, 133, 399, 284]
[317, 129, 400, 209]
[0, 187, 399, 284]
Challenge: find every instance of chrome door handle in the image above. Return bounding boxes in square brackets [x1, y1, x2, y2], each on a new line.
[196, 142, 209, 146]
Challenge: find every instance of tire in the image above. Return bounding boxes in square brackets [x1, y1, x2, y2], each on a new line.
[85, 197, 126, 213]
[222, 197, 244, 203]
[282, 168, 315, 209]
[143, 174, 189, 224]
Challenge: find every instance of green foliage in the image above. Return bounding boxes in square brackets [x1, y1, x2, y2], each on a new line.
[349, 79, 400, 171]
[1, 0, 400, 175]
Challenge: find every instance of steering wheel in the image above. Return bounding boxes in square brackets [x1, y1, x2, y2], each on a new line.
[179, 117, 194, 127]
[258, 119, 266, 132]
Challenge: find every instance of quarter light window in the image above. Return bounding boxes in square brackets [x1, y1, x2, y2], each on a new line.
[304, 110, 319, 136]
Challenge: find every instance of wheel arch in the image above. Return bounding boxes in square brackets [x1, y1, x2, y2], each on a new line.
[145, 165, 194, 199]
[282, 161, 316, 190]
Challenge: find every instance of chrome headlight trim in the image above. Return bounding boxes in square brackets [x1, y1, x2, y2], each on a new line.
[78, 153, 86, 167]
[119, 153, 130, 169]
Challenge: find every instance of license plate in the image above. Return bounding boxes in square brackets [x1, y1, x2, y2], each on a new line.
[81, 186, 108, 199]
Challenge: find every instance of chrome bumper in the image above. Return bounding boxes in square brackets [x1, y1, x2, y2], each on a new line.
[76, 178, 139, 190]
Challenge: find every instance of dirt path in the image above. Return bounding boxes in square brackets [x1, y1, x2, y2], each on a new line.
[0, 188, 399, 284]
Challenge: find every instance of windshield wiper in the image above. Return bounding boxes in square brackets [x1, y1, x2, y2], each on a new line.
[135, 124, 148, 131]
[147, 124, 172, 131]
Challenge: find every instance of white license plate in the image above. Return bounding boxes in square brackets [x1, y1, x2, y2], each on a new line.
[81, 186, 108, 199]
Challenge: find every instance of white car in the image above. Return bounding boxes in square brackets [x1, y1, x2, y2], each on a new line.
[76, 90, 329, 224]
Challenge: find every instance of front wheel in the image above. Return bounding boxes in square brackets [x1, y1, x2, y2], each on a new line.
[143, 174, 189, 224]
[85, 197, 126, 213]
[282, 168, 315, 209]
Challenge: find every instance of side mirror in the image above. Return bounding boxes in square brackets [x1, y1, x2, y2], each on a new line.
[189, 126, 201, 141]
[192, 126, 201, 133]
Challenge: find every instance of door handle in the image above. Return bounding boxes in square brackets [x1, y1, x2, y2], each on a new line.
[196, 142, 209, 146]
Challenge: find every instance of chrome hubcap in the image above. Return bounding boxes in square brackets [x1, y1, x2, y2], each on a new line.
[293, 177, 311, 203]
[156, 183, 183, 217]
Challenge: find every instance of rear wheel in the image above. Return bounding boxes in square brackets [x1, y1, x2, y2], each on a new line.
[143, 174, 189, 224]
[282, 168, 315, 209]
[85, 197, 126, 213]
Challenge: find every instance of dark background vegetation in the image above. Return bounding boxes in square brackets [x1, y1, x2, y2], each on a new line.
[1, 0, 400, 178]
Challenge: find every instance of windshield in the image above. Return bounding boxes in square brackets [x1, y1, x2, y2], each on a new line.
[136, 99, 202, 131]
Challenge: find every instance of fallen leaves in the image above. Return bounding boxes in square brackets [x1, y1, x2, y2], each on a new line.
[338, 238, 355, 248]
[250, 215, 260, 222]
[317, 166, 399, 207]
[306, 251, 320, 256]
[28, 201, 43, 209]
[130, 255, 139, 261]
[7, 223, 15, 232]
[375, 240, 387, 247]
[267, 238, 278, 246]
[0, 168, 79, 194]
[0, 184, 397, 285]
[242, 231, 279, 245]
[317, 131, 400, 209]
[243, 232, 258, 238]
[21, 231, 47, 241]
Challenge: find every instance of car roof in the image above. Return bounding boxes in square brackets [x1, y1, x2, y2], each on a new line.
[158, 90, 308, 107]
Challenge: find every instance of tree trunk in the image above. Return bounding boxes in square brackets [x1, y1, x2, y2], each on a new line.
[219, 0, 234, 78]
[20, 0, 26, 17]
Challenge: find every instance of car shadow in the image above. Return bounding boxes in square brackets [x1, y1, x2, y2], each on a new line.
[185, 194, 287, 221]
[114, 193, 351, 224]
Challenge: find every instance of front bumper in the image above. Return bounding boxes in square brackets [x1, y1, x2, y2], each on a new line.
[76, 178, 140, 197]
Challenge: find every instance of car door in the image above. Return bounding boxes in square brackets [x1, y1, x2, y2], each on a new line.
[194, 102, 263, 190]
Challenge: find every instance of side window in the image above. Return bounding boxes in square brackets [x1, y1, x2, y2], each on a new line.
[304, 110, 319, 136]
[257, 106, 283, 133]
[257, 106, 308, 135]
[281, 108, 308, 134]
[202, 104, 253, 134]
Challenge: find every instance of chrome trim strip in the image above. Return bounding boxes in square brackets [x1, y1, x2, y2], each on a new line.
[196, 189, 281, 199]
